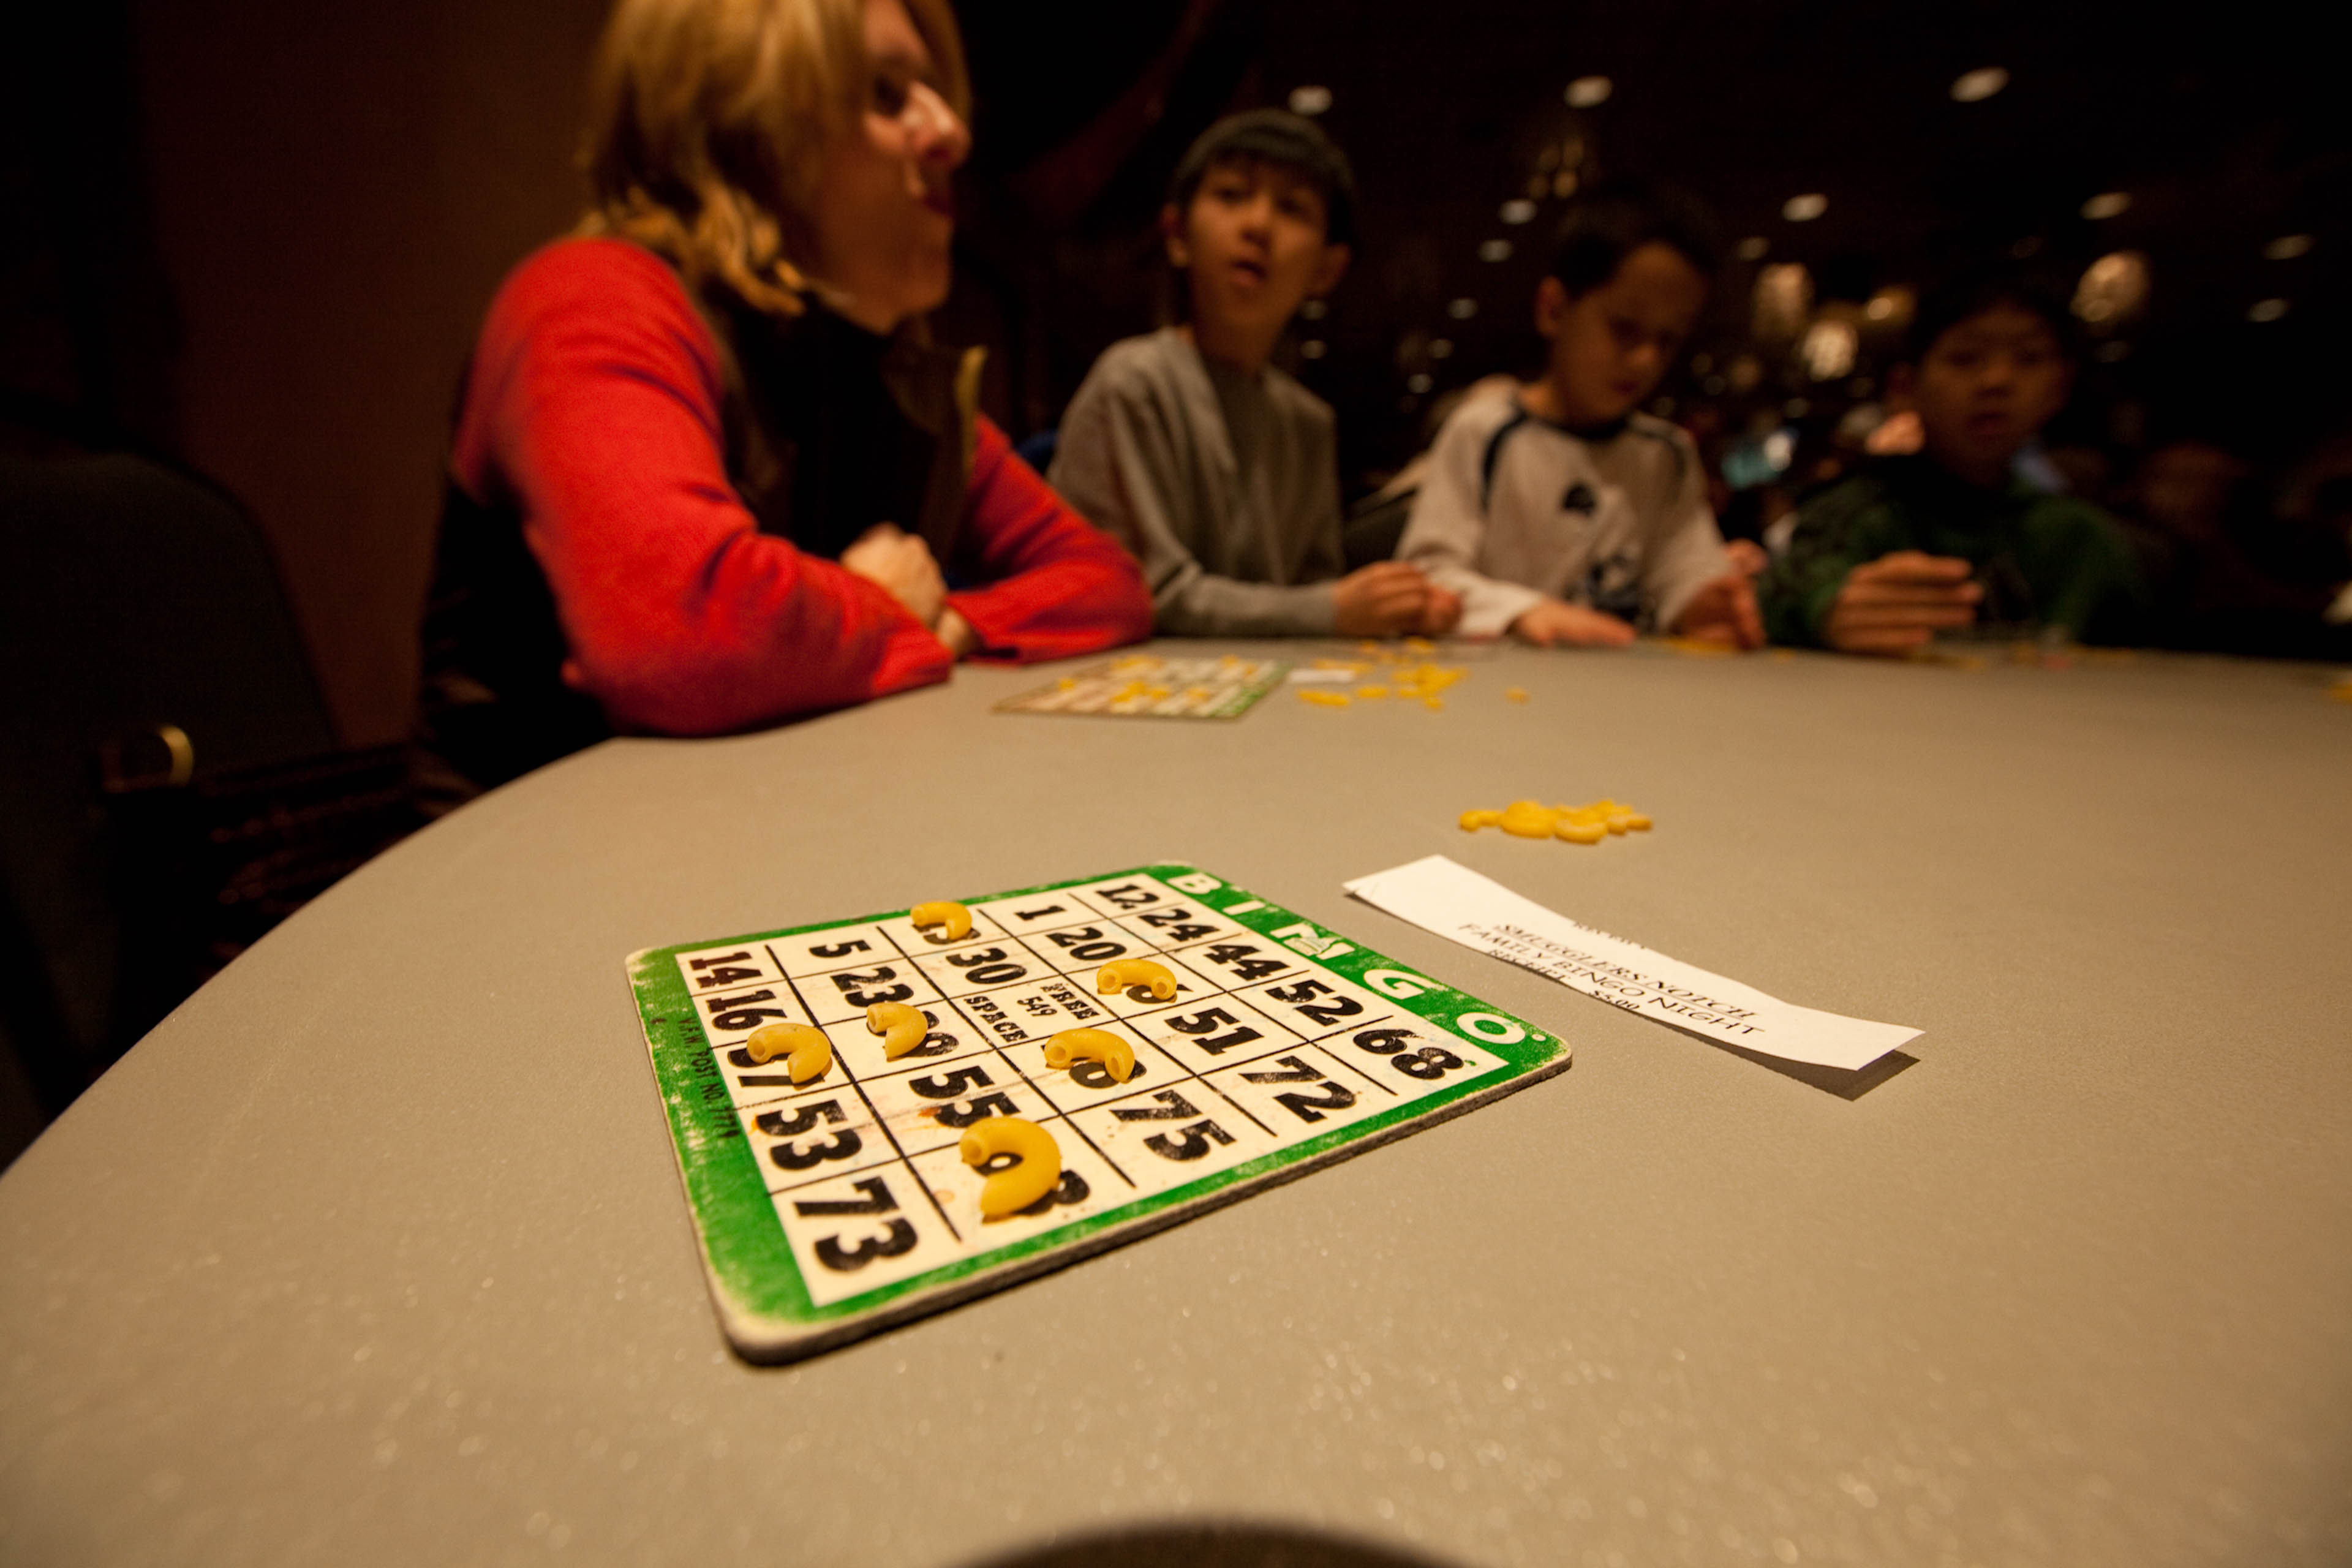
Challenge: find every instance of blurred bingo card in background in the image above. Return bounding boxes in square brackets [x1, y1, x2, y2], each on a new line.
[627, 864, 1568, 1362]
[993, 653, 1289, 720]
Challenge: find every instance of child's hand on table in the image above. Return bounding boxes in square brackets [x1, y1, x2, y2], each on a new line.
[1510, 598, 1637, 648]
[1823, 551, 1983, 655]
[1334, 562, 1448, 637]
[1417, 583, 1464, 638]
[1671, 570, 1764, 649]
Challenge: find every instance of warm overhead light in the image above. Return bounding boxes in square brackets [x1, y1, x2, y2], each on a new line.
[1564, 76, 1612, 108]
[2248, 298, 2290, 323]
[1406, 373, 1434, 393]
[1782, 193, 1828, 222]
[1799, 318, 1858, 382]
[1862, 285, 1915, 328]
[1735, 236, 1770, 262]
[2264, 234, 2314, 260]
[1446, 298, 1479, 320]
[1478, 239, 1513, 263]
[1300, 298, 1329, 320]
[1300, 339, 1328, 359]
[1950, 67, 2008, 102]
[2081, 191, 2131, 221]
[1287, 85, 1332, 116]
[2073, 251, 2150, 326]
[1430, 339, 1455, 360]
[1499, 199, 1537, 225]
[1752, 263, 1813, 339]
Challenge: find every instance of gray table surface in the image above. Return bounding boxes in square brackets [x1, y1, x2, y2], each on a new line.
[4, 641, 2348, 1567]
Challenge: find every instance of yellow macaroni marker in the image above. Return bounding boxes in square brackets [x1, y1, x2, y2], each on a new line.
[865, 1000, 929, 1060]
[1459, 796, 1655, 844]
[961, 1117, 1061, 1218]
[1097, 958, 1178, 1000]
[908, 900, 973, 942]
[1500, 799, 1559, 838]
[1300, 689, 1351, 707]
[745, 1022, 832, 1085]
[1042, 1027, 1136, 1083]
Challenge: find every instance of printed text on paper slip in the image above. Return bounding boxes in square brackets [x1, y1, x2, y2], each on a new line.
[1343, 856, 1920, 1072]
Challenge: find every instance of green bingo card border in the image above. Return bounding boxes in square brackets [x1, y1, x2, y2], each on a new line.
[627, 864, 1571, 1362]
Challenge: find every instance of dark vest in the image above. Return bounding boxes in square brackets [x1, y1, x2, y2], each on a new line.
[415, 276, 976, 799]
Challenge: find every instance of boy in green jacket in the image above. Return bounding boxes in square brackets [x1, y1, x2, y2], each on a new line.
[1762, 268, 2144, 652]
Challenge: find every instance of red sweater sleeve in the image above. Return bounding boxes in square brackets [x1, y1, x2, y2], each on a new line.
[944, 420, 1155, 661]
[451, 239, 953, 736]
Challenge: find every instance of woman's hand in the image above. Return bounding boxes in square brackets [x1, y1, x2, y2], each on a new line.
[842, 522, 947, 628]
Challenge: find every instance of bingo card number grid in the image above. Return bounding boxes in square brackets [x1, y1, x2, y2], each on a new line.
[627, 864, 1571, 1362]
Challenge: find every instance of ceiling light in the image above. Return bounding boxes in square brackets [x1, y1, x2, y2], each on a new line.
[1799, 318, 1858, 382]
[1950, 67, 2008, 103]
[1430, 339, 1455, 360]
[1447, 298, 1479, 320]
[2081, 191, 2131, 221]
[2264, 234, 2314, 261]
[1287, 85, 1332, 116]
[1752, 263, 1813, 339]
[1300, 298, 1329, 320]
[1478, 239, 1513, 263]
[2248, 298, 2290, 323]
[1300, 339, 1328, 359]
[1735, 236, 1770, 262]
[1564, 76, 1612, 108]
[2072, 251, 2150, 326]
[1499, 199, 1537, 225]
[1407, 373, 1434, 393]
[1862, 285, 1915, 328]
[1782, 193, 1827, 222]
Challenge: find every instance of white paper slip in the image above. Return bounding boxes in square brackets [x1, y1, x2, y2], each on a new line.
[1343, 856, 1920, 1072]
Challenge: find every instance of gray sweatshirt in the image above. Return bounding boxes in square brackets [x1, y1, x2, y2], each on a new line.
[1050, 328, 1344, 635]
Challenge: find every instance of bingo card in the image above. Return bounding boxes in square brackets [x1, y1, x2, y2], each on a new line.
[993, 654, 1287, 720]
[627, 864, 1570, 1362]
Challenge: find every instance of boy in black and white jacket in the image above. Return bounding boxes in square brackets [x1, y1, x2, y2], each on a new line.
[1400, 183, 1760, 647]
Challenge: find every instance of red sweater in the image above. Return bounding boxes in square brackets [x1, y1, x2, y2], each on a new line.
[450, 239, 1150, 736]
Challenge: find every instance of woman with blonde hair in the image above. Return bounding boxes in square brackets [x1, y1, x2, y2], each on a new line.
[418, 0, 1151, 793]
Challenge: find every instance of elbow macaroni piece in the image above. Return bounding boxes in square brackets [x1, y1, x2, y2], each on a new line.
[960, 1117, 1061, 1218]
[908, 900, 973, 941]
[1460, 797, 1654, 844]
[1043, 1027, 1137, 1083]
[865, 1001, 929, 1059]
[1097, 958, 1178, 1000]
[745, 1022, 832, 1085]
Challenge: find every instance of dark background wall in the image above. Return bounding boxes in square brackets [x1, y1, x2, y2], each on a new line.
[134, 0, 608, 745]
[7, 0, 2343, 747]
